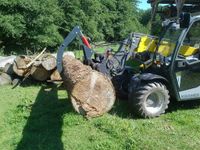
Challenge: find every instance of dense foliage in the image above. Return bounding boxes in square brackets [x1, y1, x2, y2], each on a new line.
[139, 9, 163, 36]
[0, 0, 149, 54]
[0, 0, 64, 54]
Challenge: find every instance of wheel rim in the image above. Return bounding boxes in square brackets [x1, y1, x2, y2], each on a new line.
[144, 91, 165, 114]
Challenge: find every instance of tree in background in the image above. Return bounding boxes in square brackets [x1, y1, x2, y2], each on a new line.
[139, 9, 151, 27]
[113, 0, 149, 41]
[0, 0, 64, 54]
[0, 0, 149, 54]
[59, 0, 105, 41]
[59, 0, 148, 41]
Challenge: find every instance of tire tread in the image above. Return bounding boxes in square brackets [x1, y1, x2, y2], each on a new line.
[129, 82, 170, 118]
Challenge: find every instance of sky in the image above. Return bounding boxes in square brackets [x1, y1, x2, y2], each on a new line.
[138, 0, 151, 10]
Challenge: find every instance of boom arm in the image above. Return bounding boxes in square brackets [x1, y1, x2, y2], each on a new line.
[57, 26, 137, 78]
[57, 26, 94, 73]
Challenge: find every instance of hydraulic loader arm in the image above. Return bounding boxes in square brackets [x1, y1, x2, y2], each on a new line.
[57, 26, 138, 78]
[57, 26, 94, 73]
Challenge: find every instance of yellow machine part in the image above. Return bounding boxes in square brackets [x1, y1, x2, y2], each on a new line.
[135, 36, 157, 53]
[136, 36, 198, 57]
[179, 45, 198, 57]
[157, 41, 176, 57]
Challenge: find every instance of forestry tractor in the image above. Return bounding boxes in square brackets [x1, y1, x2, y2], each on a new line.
[57, 2, 200, 118]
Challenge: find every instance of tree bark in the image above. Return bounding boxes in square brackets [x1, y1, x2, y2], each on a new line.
[50, 70, 62, 81]
[30, 54, 56, 81]
[61, 55, 116, 118]
[30, 63, 52, 81]
[13, 55, 31, 77]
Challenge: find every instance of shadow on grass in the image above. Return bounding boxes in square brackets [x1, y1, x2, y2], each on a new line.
[168, 99, 200, 113]
[109, 98, 136, 119]
[16, 84, 73, 150]
[110, 98, 200, 119]
[19, 77, 49, 87]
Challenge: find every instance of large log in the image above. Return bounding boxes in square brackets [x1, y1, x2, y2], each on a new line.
[0, 73, 12, 85]
[61, 55, 116, 118]
[41, 54, 56, 71]
[30, 62, 52, 81]
[30, 54, 56, 81]
[50, 70, 62, 81]
[13, 55, 31, 76]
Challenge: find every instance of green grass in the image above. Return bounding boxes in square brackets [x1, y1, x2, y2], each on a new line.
[1, 84, 200, 150]
[94, 43, 119, 52]
[73, 43, 119, 59]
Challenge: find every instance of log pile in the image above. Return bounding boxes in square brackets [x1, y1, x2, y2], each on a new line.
[61, 55, 116, 118]
[0, 52, 74, 86]
[13, 55, 32, 77]
[13, 53, 58, 81]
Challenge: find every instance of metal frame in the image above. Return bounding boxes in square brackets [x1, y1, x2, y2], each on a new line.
[148, 0, 200, 21]
[169, 15, 200, 101]
[57, 26, 94, 73]
[130, 14, 200, 102]
[56, 26, 136, 78]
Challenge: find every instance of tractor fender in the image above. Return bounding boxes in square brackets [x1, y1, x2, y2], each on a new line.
[128, 73, 168, 93]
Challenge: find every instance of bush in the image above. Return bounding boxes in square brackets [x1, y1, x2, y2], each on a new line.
[0, 0, 149, 54]
[0, 0, 64, 54]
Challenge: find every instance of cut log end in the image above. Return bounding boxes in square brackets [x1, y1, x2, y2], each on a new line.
[41, 54, 56, 71]
[50, 70, 62, 81]
[13, 56, 31, 77]
[71, 71, 116, 118]
[61, 55, 116, 118]
[31, 65, 51, 81]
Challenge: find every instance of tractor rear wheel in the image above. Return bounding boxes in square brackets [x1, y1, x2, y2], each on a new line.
[129, 82, 170, 118]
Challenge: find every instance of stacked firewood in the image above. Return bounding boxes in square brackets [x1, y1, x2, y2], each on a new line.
[13, 53, 61, 81]
[0, 51, 74, 86]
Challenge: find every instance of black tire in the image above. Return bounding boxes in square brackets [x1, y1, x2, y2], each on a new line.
[112, 78, 128, 99]
[129, 82, 170, 118]
[112, 73, 131, 100]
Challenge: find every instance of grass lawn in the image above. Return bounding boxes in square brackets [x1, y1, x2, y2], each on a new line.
[1, 84, 200, 150]
[73, 43, 119, 59]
